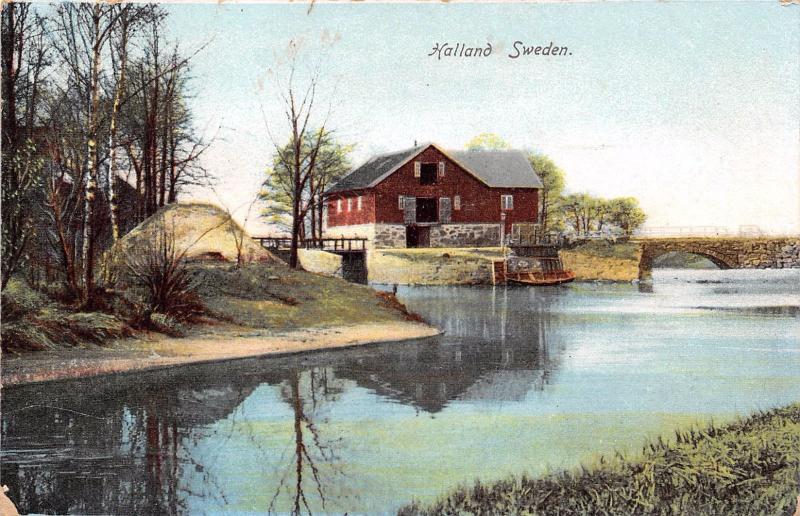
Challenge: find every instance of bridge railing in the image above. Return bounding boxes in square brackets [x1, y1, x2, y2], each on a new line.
[633, 226, 731, 238]
[254, 236, 368, 252]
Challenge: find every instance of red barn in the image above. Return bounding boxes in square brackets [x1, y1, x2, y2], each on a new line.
[325, 143, 543, 248]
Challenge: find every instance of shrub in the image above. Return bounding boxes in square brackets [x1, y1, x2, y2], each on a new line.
[123, 221, 205, 322]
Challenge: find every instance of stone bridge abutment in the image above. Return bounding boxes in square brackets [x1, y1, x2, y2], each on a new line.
[635, 237, 800, 280]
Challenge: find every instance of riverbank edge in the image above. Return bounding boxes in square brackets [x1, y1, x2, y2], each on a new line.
[400, 402, 800, 515]
[2, 321, 441, 387]
[364, 246, 643, 285]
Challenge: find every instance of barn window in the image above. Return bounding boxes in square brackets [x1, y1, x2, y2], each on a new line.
[337, 199, 342, 213]
[398, 195, 405, 210]
[438, 161, 446, 178]
[420, 163, 437, 185]
[347, 198, 352, 212]
[501, 195, 514, 211]
[357, 196, 363, 210]
[414, 161, 421, 178]
[454, 195, 461, 210]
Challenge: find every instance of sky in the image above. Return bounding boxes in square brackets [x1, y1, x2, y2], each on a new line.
[165, 1, 800, 235]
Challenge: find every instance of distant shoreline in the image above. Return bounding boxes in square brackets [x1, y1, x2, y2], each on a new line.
[2, 321, 441, 387]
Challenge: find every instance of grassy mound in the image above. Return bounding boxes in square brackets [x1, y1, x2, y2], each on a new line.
[105, 202, 280, 270]
[194, 262, 418, 330]
[400, 403, 800, 515]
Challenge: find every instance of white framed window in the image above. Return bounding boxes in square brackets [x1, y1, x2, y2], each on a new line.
[438, 161, 445, 178]
[413, 161, 421, 178]
[454, 195, 461, 211]
[337, 199, 342, 213]
[347, 198, 352, 212]
[501, 195, 514, 211]
[357, 196, 363, 210]
[398, 195, 405, 210]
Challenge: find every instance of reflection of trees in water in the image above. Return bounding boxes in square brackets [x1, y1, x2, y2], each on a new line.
[268, 368, 348, 515]
[2, 287, 572, 513]
[1, 372, 254, 514]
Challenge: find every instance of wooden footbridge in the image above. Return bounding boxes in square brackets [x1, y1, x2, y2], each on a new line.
[255, 236, 369, 283]
[255, 236, 368, 254]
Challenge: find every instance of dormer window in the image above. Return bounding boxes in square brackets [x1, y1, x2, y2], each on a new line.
[420, 163, 437, 185]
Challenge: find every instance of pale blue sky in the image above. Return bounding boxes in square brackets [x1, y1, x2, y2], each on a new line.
[166, 2, 799, 234]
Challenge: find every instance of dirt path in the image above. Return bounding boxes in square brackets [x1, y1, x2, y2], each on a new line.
[2, 321, 441, 386]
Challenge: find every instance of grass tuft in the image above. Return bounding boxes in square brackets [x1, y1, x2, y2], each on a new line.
[399, 403, 800, 515]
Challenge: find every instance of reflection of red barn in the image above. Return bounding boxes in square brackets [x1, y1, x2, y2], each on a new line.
[325, 143, 542, 248]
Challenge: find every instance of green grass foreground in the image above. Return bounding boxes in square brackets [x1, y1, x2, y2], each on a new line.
[400, 403, 800, 515]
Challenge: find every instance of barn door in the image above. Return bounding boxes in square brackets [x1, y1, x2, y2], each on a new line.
[439, 197, 451, 223]
[403, 196, 417, 224]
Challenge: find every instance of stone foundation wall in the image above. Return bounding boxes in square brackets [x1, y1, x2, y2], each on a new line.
[374, 224, 407, 248]
[430, 224, 502, 248]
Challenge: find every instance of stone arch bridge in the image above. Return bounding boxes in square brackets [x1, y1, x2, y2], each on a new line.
[635, 237, 800, 280]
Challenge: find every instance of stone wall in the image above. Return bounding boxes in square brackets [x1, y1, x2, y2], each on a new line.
[374, 224, 407, 248]
[430, 223, 502, 248]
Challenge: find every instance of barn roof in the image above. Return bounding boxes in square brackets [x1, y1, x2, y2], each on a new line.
[327, 143, 542, 193]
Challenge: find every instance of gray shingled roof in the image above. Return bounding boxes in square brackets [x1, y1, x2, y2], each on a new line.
[327, 145, 426, 193]
[449, 150, 543, 188]
[327, 144, 542, 193]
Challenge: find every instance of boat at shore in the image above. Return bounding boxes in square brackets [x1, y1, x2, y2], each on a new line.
[492, 254, 575, 286]
[506, 268, 576, 286]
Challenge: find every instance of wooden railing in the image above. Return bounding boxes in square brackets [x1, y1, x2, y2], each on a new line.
[255, 236, 368, 252]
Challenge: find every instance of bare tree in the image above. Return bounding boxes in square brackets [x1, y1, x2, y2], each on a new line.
[1, 4, 49, 290]
[263, 44, 339, 268]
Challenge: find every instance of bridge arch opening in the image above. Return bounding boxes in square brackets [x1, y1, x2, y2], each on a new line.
[651, 251, 722, 270]
[638, 245, 736, 281]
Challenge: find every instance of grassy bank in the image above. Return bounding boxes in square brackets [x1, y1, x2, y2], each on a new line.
[194, 262, 421, 329]
[560, 240, 641, 281]
[400, 403, 800, 515]
[368, 248, 505, 285]
[1, 262, 419, 354]
[1, 280, 134, 353]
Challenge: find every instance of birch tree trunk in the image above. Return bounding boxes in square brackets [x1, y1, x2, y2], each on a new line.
[107, 21, 129, 243]
[81, 5, 103, 307]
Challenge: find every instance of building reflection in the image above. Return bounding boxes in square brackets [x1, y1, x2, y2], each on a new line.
[2, 285, 568, 514]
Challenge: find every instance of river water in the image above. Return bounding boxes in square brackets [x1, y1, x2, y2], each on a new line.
[2, 269, 798, 514]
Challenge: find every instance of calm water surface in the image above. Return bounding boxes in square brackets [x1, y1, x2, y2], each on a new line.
[2, 269, 799, 514]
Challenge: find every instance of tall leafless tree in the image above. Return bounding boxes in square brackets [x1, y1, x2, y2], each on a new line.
[264, 45, 336, 268]
[1, 3, 49, 290]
